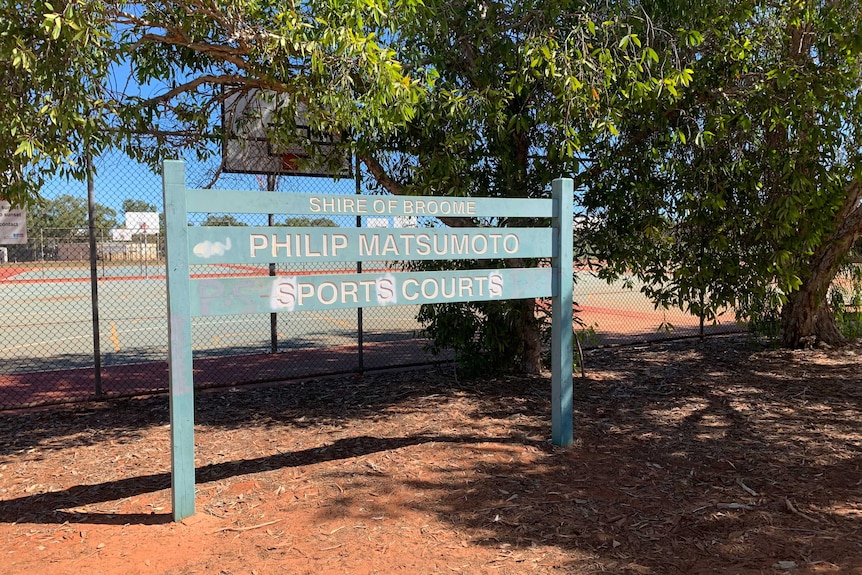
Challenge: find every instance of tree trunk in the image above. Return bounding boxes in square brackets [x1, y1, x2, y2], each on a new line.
[514, 298, 543, 374]
[781, 181, 862, 347]
[781, 290, 846, 348]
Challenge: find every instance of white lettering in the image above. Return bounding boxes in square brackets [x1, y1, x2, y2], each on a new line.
[251, 234, 268, 258]
[270, 277, 297, 311]
[458, 277, 474, 298]
[272, 234, 291, 257]
[421, 278, 439, 299]
[451, 234, 469, 255]
[503, 234, 519, 254]
[489, 272, 503, 297]
[441, 277, 456, 298]
[359, 234, 379, 256]
[298, 283, 315, 306]
[304, 235, 321, 257]
[376, 275, 397, 305]
[359, 279, 376, 300]
[318, 282, 338, 305]
[403, 278, 420, 300]
[475, 276, 488, 296]
[332, 234, 348, 256]
[381, 234, 400, 256]
[415, 234, 431, 256]
[471, 234, 487, 255]
[342, 281, 359, 304]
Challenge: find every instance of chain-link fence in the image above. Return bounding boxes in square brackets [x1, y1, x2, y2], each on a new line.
[0, 149, 745, 410]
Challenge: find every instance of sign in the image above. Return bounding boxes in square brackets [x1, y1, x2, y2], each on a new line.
[0, 202, 26, 244]
[162, 160, 574, 521]
[191, 268, 552, 316]
[187, 227, 552, 264]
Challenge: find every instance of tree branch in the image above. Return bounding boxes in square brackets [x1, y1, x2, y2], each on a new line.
[360, 154, 475, 228]
[138, 74, 285, 108]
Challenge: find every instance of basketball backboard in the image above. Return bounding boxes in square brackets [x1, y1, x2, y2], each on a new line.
[221, 88, 352, 178]
[125, 212, 160, 235]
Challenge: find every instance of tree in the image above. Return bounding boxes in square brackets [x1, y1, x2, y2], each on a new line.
[282, 217, 338, 227]
[29, 193, 117, 232]
[122, 199, 157, 215]
[4, 0, 428, 205]
[1, 1, 116, 208]
[114, 1, 695, 373]
[201, 214, 247, 227]
[109, 0, 430, 169]
[582, 0, 862, 348]
[7, 1, 695, 372]
[50, 1, 669, 372]
[353, 2, 694, 372]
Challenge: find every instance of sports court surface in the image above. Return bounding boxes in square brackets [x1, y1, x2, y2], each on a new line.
[1, 263, 742, 409]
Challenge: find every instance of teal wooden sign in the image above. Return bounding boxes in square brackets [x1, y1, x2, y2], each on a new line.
[187, 227, 553, 264]
[163, 160, 574, 521]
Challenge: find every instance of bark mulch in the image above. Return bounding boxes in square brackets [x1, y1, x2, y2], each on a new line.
[1, 334, 860, 574]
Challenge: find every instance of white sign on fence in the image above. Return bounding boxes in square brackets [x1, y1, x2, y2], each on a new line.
[0, 202, 27, 244]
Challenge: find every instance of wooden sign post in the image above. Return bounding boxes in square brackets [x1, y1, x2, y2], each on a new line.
[163, 160, 574, 520]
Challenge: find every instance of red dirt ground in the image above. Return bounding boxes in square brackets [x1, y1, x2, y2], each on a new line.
[1, 335, 860, 574]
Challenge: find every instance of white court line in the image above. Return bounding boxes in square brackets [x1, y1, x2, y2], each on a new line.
[5, 334, 89, 352]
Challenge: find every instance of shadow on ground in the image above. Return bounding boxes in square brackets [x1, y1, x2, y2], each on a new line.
[1, 335, 860, 573]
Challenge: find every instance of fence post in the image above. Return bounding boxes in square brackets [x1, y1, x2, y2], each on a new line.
[86, 153, 103, 397]
[267, 174, 278, 354]
[355, 156, 364, 373]
[551, 178, 574, 447]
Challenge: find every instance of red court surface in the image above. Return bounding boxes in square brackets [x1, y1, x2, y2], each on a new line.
[0, 340, 445, 410]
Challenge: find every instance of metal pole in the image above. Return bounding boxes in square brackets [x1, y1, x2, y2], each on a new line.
[145, 230, 149, 279]
[100, 228, 105, 278]
[86, 153, 103, 397]
[355, 156, 364, 373]
[268, 174, 278, 354]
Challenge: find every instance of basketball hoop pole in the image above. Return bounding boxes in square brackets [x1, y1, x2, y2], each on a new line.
[141, 223, 149, 279]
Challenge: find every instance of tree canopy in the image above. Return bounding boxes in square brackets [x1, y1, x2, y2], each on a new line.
[28, 193, 117, 232]
[582, 0, 862, 347]
[4, 0, 861, 364]
[1, 0, 116, 208]
[201, 214, 247, 227]
[281, 216, 339, 227]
